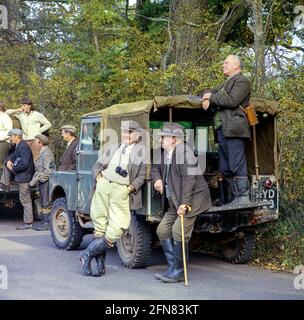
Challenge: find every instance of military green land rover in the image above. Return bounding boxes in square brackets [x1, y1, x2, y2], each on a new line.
[48, 95, 279, 268]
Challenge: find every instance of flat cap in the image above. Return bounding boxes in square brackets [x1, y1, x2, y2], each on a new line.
[35, 134, 49, 145]
[21, 98, 33, 105]
[8, 128, 23, 136]
[120, 120, 142, 132]
[61, 125, 77, 134]
[158, 122, 184, 138]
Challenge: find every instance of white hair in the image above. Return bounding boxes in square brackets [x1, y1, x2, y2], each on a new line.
[230, 55, 244, 69]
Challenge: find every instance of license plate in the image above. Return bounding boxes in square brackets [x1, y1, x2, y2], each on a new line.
[252, 187, 278, 211]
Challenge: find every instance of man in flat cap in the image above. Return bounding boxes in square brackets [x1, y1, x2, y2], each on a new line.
[29, 134, 55, 231]
[58, 125, 79, 171]
[79, 119, 147, 277]
[151, 122, 211, 283]
[0, 129, 35, 230]
[6, 98, 51, 161]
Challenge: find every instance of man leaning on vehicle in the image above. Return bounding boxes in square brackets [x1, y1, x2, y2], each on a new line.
[0, 129, 35, 230]
[151, 122, 211, 283]
[79, 120, 147, 277]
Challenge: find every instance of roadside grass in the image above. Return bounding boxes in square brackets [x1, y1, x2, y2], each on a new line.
[253, 196, 304, 272]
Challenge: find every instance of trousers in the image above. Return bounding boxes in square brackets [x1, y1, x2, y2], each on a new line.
[0, 166, 33, 224]
[90, 177, 130, 243]
[156, 198, 198, 242]
[217, 127, 248, 177]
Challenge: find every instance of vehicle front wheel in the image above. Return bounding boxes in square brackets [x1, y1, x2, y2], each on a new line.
[117, 212, 152, 269]
[50, 197, 84, 250]
[220, 231, 256, 264]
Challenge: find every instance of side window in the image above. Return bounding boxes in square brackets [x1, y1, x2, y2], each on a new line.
[80, 123, 93, 151]
[93, 122, 101, 150]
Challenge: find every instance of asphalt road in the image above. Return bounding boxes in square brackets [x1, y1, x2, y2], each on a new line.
[0, 210, 303, 300]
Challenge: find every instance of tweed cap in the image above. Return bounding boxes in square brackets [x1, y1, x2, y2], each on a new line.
[120, 120, 142, 132]
[35, 134, 49, 145]
[158, 122, 184, 138]
[7, 128, 23, 136]
[61, 125, 77, 134]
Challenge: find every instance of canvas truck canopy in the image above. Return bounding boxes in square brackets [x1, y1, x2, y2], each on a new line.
[84, 95, 279, 122]
[84, 95, 279, 177]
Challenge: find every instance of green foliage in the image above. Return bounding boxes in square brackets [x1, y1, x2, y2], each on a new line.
[0, 0, 303, 270]
[137, 0, 170, 33]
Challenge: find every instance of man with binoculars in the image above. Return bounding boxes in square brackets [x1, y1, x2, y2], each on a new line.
[79, 120, 147, 277]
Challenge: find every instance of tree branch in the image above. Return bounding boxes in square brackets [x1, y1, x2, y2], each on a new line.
[282, 44, 304, 53]
[216, 2, 250, 43]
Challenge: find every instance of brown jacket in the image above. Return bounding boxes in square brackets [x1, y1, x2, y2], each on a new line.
[209, 73, 251, 138]
[151, 143, 211, 216]
[58, 138, 79, 171]
[92, 143, 148, 210]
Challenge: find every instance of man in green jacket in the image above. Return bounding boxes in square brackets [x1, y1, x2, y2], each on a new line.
[202, 55, 251, 206]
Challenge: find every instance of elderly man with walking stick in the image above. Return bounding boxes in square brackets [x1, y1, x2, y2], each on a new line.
[151, 122, 211, 284]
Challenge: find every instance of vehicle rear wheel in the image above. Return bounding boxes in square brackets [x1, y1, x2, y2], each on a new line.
[50, 197, 84, 250]
[220, 231, 256, 264]
[117, 212, 152, 269]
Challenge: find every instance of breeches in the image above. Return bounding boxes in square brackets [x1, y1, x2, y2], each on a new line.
[90, 177, 130, 243]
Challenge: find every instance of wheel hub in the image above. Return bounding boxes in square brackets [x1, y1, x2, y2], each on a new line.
[55, 210, 69, 239]
[122, 231, 133, 253]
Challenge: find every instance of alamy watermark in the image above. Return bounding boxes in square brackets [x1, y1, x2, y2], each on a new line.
[293, 265, 304, 290]
[0, 265, 8, 290]
[0, 5, 8, 30]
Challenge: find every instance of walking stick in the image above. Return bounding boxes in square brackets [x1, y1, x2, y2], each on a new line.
[180, 205, 191, 287]
[180, 213, 188, 287]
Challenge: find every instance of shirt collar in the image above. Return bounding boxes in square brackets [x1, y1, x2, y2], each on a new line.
[67, 137, 75, 148]
[121, 142, 135, 153]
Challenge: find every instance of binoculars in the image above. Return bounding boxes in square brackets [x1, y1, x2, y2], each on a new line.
[115, 166, 128, 177]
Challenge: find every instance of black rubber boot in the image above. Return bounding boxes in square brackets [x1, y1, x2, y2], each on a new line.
[225, 178, 235, 204]
[92, 251, 107, 277]
[154, 239, 174, 280]
[79, 237, 108, 276]
[159, 241, 188, 283]
[227, 177, 251, 206]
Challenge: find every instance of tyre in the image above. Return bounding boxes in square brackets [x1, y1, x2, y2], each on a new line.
[220, 231, 256, 264]
[50, 197, 84, 250]
[117, 212, 152, 269]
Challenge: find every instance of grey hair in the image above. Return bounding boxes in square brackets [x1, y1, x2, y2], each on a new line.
[233, 55, 244, 69]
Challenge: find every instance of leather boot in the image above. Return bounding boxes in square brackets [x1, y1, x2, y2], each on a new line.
[93, 251, 106, 277]
[79, 237, 108, 276]
[154, 239, 174, 280]
[227, 176, 251, 206]
[159, 241, 188, 283]
[32, 213, 50, 231]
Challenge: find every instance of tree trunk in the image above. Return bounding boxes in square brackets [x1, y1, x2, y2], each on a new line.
[0, 0, 21, 46]
[169, 0, 208, 65]
[216, 2, 249, 43]
[247, 0, 266, 97]
[135, 0, 147, 26]
[0, 0, 18, 32]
